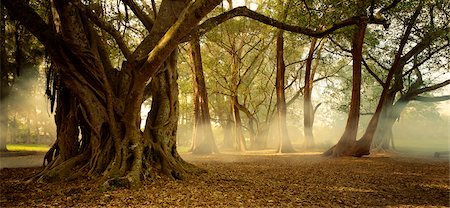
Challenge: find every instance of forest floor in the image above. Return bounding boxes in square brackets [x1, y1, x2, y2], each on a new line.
[0, 152, 449, 207]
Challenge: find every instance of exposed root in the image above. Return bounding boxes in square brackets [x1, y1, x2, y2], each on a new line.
[100, 176, 132, 190]
[43, 143, 58, 166]
[323, 145, 335, 156]
[30, 152, 89, 183]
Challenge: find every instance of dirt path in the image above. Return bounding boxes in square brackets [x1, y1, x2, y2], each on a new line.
[1, 153, 449, 207]
[0, 152, 45, 169]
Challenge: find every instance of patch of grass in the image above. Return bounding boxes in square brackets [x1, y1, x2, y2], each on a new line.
[7, 144, 50, 152]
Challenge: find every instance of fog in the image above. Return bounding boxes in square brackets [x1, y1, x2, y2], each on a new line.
[393, 102, 449, 154]
[0, 65, 56, 148]
[2, 67, 448, 156]
[176, 98, 449, 156]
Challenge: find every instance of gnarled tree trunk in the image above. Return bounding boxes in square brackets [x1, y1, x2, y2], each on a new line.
[4, 0, 222, 187]
[372, 93, 398, 150]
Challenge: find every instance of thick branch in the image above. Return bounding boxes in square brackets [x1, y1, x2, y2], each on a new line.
[184, 6, 380, 42]
[122, 0, 154, 31]
[413, 95, 450, 102]
[138, 0, 222, 83]
[399, 27, 449, 64]
[76, 2, 132, 60]
[396, 4, 423, 57]
[402, 43, 450, 77]
[408, 79, 450, 98]
[235, 101, 257, 124]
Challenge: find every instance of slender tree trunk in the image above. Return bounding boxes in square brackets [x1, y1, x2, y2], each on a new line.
[229, 40, 246, 152]
[276, 30, 295, 153]
[232, 96, 246, 151]
[222, 113, 234, 149]
[324, 22, 366, 157]
[0, 101, 7, 151]
[188, 36, 218, 154]
[248, 118, 257, 149]
[255, 124, 269, 149]
[303, 38, 317, 150]
[0, 5, 8, 152]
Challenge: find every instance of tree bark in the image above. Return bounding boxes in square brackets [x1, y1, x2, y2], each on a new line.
[142, 51, 199, 181]
[232, 96, 246, 151]
[275, 30, 295, 153]
[229, 36, 246, 152]
[324, 21, 366, 157]
[303, 38, 323, 150]
[372, 93, 396, 150]
[303, 38, 316, 150]
[0, 99, 8, 151]
[0, 5, 8, 151]
[223, 111, 234, 149]
[188, 36, 218, 154]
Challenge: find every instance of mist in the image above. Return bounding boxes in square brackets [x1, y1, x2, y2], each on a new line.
[175, 97, 449, 156]
[2, 68, 448, 156]
[393, 102, 449, 154]
[0, 65, 56, 149]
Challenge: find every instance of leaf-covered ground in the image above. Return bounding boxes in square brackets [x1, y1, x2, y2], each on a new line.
[1, 153, 449, 207]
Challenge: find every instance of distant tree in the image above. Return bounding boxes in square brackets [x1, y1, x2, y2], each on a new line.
[275, 30, 295, 153]
[188, 36, 219, 154]
[364, 1, 450, 151]
[303, 37, 324, 150]
[323, 13, 368, 157]
[326, 0, 449, 156]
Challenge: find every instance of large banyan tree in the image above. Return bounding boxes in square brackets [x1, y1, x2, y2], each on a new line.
[3, 0, 390, 186]
[3, 0, 226, 187]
